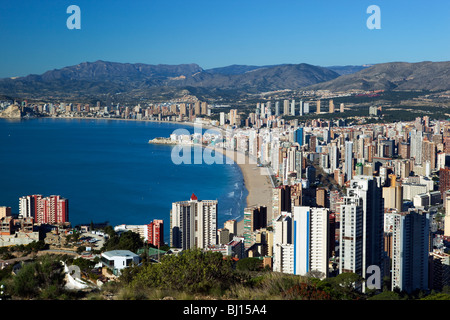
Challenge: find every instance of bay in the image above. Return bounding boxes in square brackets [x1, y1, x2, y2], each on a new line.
[0, 118, 248, 243]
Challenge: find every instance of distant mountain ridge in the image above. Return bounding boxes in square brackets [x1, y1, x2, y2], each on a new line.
[307, 61, 450, 91]
[1, 60, 448, 103]
[0, 61, 341, 101]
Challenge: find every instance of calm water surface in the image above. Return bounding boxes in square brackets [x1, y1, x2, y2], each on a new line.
[0, 118, 247, 242]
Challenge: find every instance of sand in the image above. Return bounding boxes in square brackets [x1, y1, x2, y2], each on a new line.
[203, 145, 274, 235]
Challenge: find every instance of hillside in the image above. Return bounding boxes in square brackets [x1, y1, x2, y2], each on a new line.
[0, 61, 340, 102]
[307, 61, 450, 92]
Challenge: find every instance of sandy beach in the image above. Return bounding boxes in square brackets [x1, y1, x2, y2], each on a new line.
[203, 145, 274, 235]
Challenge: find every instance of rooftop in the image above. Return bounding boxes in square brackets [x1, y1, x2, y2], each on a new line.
[102, 250, 138, 258]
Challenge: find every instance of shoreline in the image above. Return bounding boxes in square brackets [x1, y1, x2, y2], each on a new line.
[203, 145, 273, 235]
[38, 116, 273, 235]
[46, 115, 217, 130]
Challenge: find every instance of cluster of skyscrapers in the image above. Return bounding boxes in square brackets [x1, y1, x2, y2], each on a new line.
[4, 96, 450, 295]
[19, 194, 69, 224]
[171, 103, 450, 294]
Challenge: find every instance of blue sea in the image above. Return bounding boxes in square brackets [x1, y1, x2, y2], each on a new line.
[0, 118, 248, 242]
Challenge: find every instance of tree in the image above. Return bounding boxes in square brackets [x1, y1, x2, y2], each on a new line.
[129, 249, 239, 294]
[321, 272, 365, 300]
[368, 290, 402, 300]
[236, 257, 263, 272]
[333, 272, 363, 289]
[103, 230, 144, 253]
[13, 263, 39, 298]
[12, 255, 66, 299]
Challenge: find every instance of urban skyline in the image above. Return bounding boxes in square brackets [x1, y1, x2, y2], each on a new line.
[2, 0, 450, 306]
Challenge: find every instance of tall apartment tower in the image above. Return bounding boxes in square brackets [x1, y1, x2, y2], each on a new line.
[293, 206, 329, 278]
[283, 100, 289, 115]
[329, 144, 339, 171]
[329, 99, 334, 113]
[445, 195, 450, 237]
[340, 176, 385, 290]
[382, 174, 403, 212]
[243, 206, 267, 248]
[19, 194, 68, 224]
[344, 141, 354, 182]
[272, 185, 292, 217]
[275, 101, 280, 116]
[19, 194, 42, 219]
[410, 129, 423, 165]
[273, 213, 293, 273]
[42, 195, 69, 224]
[229, 109, 238, 126]
[391, 210, 430, 293]
[170, 193, 218, 250]
[290, 99, 296, 116]
[339, 195, 364, 276]
[439, 167, 450, 199]
[147, 219, 164, 248]
[304, 102, 310, 114]
[316, 100, 321, 114]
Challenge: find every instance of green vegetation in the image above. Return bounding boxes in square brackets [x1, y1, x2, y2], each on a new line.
[0, 229, 448, 301]
[0, 240, 47, 259]
[101, 228, 144, 253]
[107, 249, 368, 300]
[0, 255, 78, 300]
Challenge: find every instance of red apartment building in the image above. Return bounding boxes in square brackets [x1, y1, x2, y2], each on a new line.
[19, 194, 69, 224]
[147, 219, 164, 247]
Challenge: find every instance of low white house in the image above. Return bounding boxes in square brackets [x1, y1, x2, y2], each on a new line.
[100, 250, 140, 275]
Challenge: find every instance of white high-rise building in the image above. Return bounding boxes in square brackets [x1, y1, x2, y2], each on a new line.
[292, 206, 329, 278]
[260, 103, 265, 119]
[273, 213, 293, 273]
[290, 99, 296, 116]
[283, 100, 289, 115]
[304, 102, 310, 114]
[339, 176, 385, 291]
[339, 196, 364, 276]
[273, 243, 294, 274]
[266, 101, 272, 117]
[170, 193, 218, 250]
[273, 213, 292, 246]
[410, 129, 423, 165]
[345, 141, 353, 182]
[329, 144, 339, 171]
[19, 195, 40, 218]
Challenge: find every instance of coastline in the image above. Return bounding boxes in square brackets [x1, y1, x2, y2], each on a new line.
[49, 116, 273, 235]
[51, 115, 216, 130]
[203, 145, 273, 235]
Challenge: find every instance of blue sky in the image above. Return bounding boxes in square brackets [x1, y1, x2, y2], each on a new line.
[0, 0, 449, 77]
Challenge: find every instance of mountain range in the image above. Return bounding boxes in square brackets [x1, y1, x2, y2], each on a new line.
[306, 61, 450, 92]
[0, 60, 449, 103]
